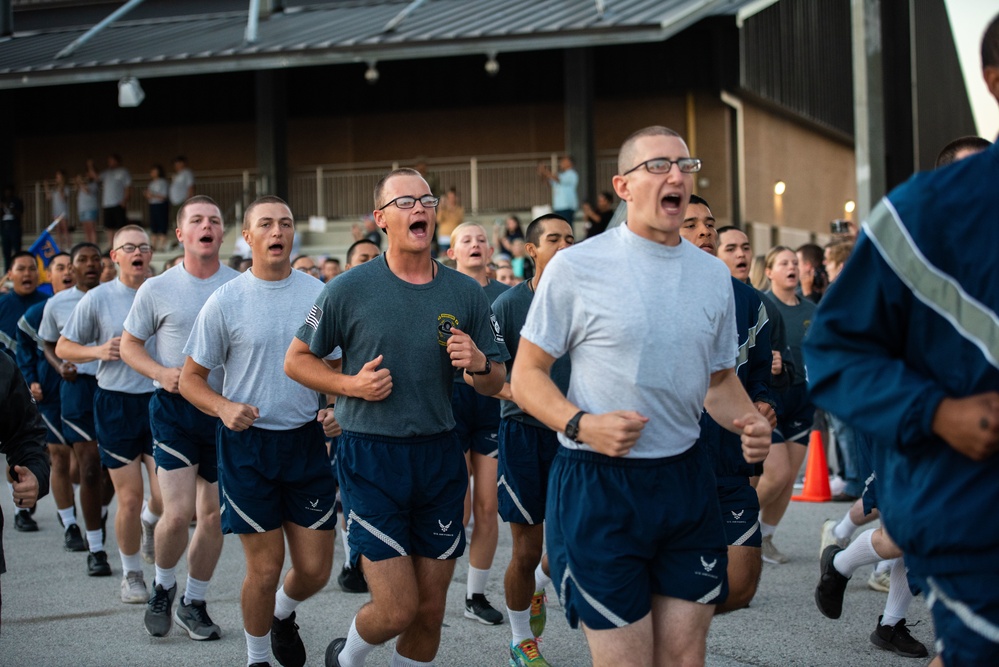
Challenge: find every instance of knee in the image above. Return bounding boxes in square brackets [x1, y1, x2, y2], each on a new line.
[380, 598, 420, 634]
[247, 559, 284, 590]
[297, 557, 332, 589]
[510, 542, 543, 574]
[116, 487, 144, 512]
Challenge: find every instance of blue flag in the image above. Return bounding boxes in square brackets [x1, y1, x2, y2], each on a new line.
[28, 230, 60, 296]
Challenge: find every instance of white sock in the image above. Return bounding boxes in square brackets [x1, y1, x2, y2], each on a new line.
[390, 647, 433, 667]
[881, 558, 913, 626]
[833, 529, 878, 578]
[760, 521, 776, 539]
[119, 550, 143, 574]
[73, 483, 80, 496]
[273, 586, 300, 621]
[534, 561, 551, 591]
[155, 565, 177, 590]
[86, 529, 104, 553]
[467, 565, 490, 597]
[507, 606, 533, 644]
[58, 506, 78, 528]
[833, 513, 858, 541]
[340, 527, 352, 565]
[185, 576, 209, 603]
[340, 617, 377, 667]
[875, 558, 893, 575]
[245, 630, 270, 665]
[140, 502, 160, 526]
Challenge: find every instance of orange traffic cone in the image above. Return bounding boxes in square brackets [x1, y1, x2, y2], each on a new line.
[791, 429, 831, 502]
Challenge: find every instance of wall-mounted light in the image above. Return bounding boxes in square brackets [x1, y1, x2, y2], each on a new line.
[485, 53, 499, 76]
[118, 76, 144, 107]
[844, 200, 856, 213]
[364, 61, 379, 84]
[773, 180, 786, 196]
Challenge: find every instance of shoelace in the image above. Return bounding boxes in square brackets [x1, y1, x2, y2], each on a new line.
[149, 588, 171, 614]
[517, 639, 541, 660]
[530, 593, 546, 615]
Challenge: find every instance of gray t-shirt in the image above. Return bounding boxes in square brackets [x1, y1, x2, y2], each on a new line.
[61, 279, 155, 394]
[296, 256, 504, 438]
[185, 269, 338, 430]
[99, 167, 131, 208]
[39, 287, 99, 377]
[77, 180, 99, 213]
[147, 178, 168, 204]
[521, 224, 737, 459]
[124, 262, 239, 391]
[454, 278, 510, 386]
[763, 291, 816, 386]
[493, 280, 571, 428]
[169, 168, 194, 206]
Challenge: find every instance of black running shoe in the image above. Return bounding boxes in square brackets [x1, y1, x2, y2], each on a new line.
[271, 612, 306, 667]
[337, 564, 368, 594]
[87, 550, 112, 577]
[815, 544, 849, 619]
[64, 524, 87, 552]
[325, 637, 346, 667]
[144, 583, 177, 637]
[14, 509, 38, 532]
[465, 593, 504, 625]
[870, 616, 928, 658]
[248, 663, 272, 667]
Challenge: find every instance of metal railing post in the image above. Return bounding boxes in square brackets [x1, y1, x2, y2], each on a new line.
[316, 166, 324, 216]
[470, 157, 479, 215]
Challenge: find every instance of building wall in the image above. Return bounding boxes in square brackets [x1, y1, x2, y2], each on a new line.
[742, 101, 856, 234]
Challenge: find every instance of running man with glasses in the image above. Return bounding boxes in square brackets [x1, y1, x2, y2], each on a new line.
[56, 224, 164, 604]
[285, 168, 506, 667]
[511, 126, 772, 666]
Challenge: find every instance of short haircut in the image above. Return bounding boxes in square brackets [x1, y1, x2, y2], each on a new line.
[618, 126, 682, 175]
[70, 242, 101, 262]
[716, 225, 743, 237]
[243, 195, 290, 230]
[346, 239, 380, 265]
[10, 251, 35, 265]
[373, 168, 425, 209]
[688, 193, 711, 209]
[983, 12, 999, 69]
[176, 195, 221, 227]
[291, 255, 313, 267]
[112, 224, 149, 247]
[449, 222, 489, 250]
[796, 243, 823, 267]
[227, 254, 244, 270]
[51, 252, 71, 263]
[174, 155, 187, 164]
[525, 213, 569, 246]
[824, 240, 854, 265]
[935, 136, 993, 168]
[324, 257, 340, 266]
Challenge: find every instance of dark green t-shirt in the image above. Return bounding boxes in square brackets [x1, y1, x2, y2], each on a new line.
[295, 256, 503, 438]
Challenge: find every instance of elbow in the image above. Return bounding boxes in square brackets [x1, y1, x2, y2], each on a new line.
[283, 351, 299, 383]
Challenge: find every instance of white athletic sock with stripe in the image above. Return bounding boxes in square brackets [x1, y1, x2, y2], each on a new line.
[467, 565, 490, 597]
[507, 606, 533, 644]
[881, 558, 913, 627]
[534, 561, 551, 591]
[833, 529, 878, 578]
[155, 565, 177, 591]
[58, 506, 78, 528]
[833, 513, 858, 541]
[273, 586, 301, 621]
[245, 631, 270, 665]
[390, 647, 432, 667]
[185, 576, 209, 604]
[340, 617, 377, 667]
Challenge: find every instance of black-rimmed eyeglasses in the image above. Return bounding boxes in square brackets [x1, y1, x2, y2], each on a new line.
[623, 157, 702, 176]
[378, 195, 440, 211]
[113, 243, 153, 254]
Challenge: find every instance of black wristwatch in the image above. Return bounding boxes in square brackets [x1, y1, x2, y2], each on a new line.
[564, 410, 587, 443]
[469, 359, 492, 376]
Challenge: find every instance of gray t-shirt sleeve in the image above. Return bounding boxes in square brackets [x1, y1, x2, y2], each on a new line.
[520, 253, 583, 360]
[123, 284, 157, 342]
[61, 292, 98, 345]
[710, 280, 739, 373]
[297, 286, 340, 360]
[184, 294, 226, 372]
[38, 300, 59, 342]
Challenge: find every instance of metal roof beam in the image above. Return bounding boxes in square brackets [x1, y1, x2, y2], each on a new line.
[55, 0, 148, 59]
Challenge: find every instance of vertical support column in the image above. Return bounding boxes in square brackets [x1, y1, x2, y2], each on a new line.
[469, 157, 479, 215]
[564, 48, 595, 210]
[256, 69, 288, 201]
[851, 0, 886, 221]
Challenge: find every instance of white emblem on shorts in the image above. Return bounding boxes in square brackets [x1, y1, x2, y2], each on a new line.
[310, 499, 319, 508]
[730, 509, 745, 520]
[700, 556, 718, 572]
[438, 519, 453, 532]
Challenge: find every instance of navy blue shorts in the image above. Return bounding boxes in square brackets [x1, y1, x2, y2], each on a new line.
[217, 421, 337, 534]
[150, 389, 219, 483]
[451, 382, 500, 457]
[773, 383, 814, 446]
[546, 445, 728, 630]
[60, 374, 97, 444]
[94, 387, 153, 468]
[497, 418, 559, 525]
[38, 400, 67, 446]
[717, 481, 761, 547]
[907, 569, 999, 666]
[337, 430, 467, 562]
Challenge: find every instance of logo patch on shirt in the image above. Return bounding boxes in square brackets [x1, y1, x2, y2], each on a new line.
[305, 304, 323, 330]
[489, 313, 505, 344]
[438, 313, 459, 347]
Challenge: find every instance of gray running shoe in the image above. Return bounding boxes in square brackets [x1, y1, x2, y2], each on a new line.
[819, 519, 850, 557]
[145, 583, 177, 636]
[121, 570, 148, 604]
[175, 596, 221, 641]
[761, 535, 790, 564]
